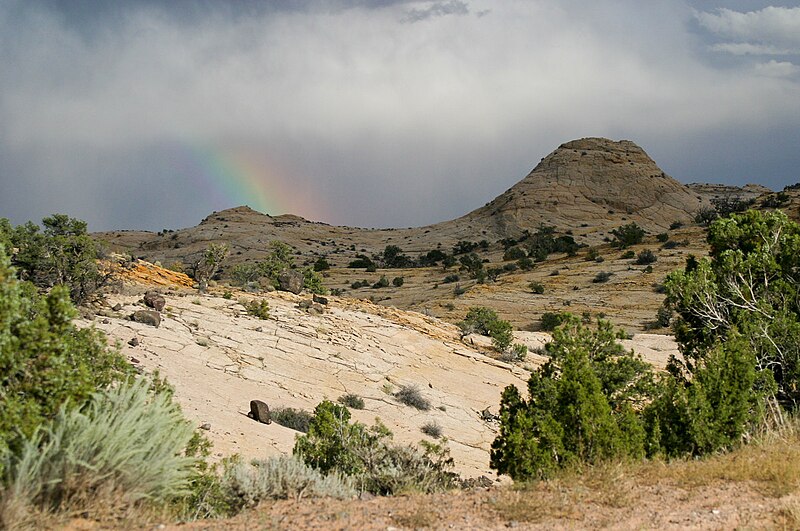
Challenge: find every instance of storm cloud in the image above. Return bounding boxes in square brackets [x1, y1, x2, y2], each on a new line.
[1, 1, 799, 231]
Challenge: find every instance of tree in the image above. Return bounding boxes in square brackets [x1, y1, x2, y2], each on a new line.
[2, 214, 106, 304]
[664, 210, 800, 405]
[458, 307, 514, 352]
[610, 223, 646, 248]
[490, 315, 649, 480]
[194, 243, 229, 290]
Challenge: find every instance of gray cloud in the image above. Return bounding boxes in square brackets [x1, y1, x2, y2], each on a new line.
[402, 0, 470, 23]
[1, 1, 799, 232]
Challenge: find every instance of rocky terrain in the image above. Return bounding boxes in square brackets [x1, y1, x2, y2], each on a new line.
[82, 264, 678, 481]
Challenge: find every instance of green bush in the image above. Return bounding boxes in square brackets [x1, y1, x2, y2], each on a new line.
[500, 343, 528, 363]
[490, 316, 652, 481]
[592, 271, 613, 283]
[271, 407, 314, 433]
[528, 281, 544, 294]
[540, 312, 565, 332]
[394, 385, 431, 411]
[392, 276, 404, 287]
[372, 276, 389, 289]
[656, 233, 669, 243]
[458, 307, 514, 351]
[313, 257, 331, 271]
[503, 247, 527, 261]
[244, 299, 270, 320]
[635, 250, 657, 265]
[302, 268, 328, 295]
[293, 401, 457, 495]
[610, 223, 646, 248]
[620, 250, 635, 259]
[0, 246, 131, 470]
[2, 378, 197, 519]
[337, 394, 365, 410]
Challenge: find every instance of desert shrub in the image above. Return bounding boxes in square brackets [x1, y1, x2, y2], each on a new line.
[2, 214, 107, 304]
[193, 243, 229, 290]
[503, 247, 527, 261]
[592, 271, 613, 283]
[222, 290, 233, 299]
[669, 221, 683, 230]
[313, 257, 330, 271]
[293, 401, 457, 495]
[453, 241, 478, 255]
[540, 312, 565, 332]
[656, 233, 669, 242]
[458, 306, 514, 351]
[418, 249, 448, 267]
[500, 344, 528, 363]
[1, 378, 197, 519]
[271, 407, 314, 433]
[620, 250, 635, 259]
[662, 240, 679, 249]
[655, 305, 672, 328]
[517, 257, 535, 271]
[610, 223, 646, 248]
[528, 281, 544, 294]
[453, 284, 466, 296]
[372, 276, 389, 289]
[366, 263, 377, 272]
[348, 255, 374, 269]
[0, 246, 131, 471]
[244, 299, 270, 320]
[392, 276, 404, 287]
[221, 455, 354, 509]
[635, 250, 657, 265]
[230, 263, 261, 286]
[395, 385, 431, 411]
[382, 245, 413, 268]
[442, 274, 460, 283]
[350, 279, 369, 289]
[302, 268, 328, 295]
[337, 394, 365, 410]
[491, 316, 652, 481]
[585, 248, 600, 261]
[421, 421, 443, 439]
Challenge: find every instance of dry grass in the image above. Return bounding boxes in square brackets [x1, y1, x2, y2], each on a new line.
[490, 418, 800, 524]
[391, 506, 438, 529]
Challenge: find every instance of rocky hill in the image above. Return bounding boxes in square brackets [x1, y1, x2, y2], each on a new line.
[457, 137, 707, 239]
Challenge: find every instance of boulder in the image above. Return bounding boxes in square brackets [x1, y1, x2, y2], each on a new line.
[143, 291, 166, 311]
[131, 310, 161, 328]
[248, 400, 271, 424]
[312, 294, 329, 305]
[278, 270, 304, 294]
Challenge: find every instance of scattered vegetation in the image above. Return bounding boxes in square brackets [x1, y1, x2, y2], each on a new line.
[592, 271, 613, 283]
[270, 407, 315, 433]
[244, 299, 270, 320]
[459, 306, 514, 352]
[421, 421, 443, 439]
[528, 281, 545, 294]
[337, 393, 365, 410]
[635, 249, 657, 265]
[540, 312, 566, 332]
[394, 385, 432, 411]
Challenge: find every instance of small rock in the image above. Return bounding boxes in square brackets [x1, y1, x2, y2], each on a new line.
[308, 303, 325, 315]
[358, 491, 375, 501]
[200, 422, 211, 430]
[128, 337, 140, 347]
[101, 318, 110, 324]
[143, 291, 166, 311]
[249, 400, 271, 424]
[312, 294, 328, 305]
[130, 357, 140, 364]
[112, 303, 123, 311]
[298, 299, 313, 310]
[131, 310, 161, 328]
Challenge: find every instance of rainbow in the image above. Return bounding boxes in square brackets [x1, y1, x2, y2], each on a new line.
[167, 141, 329, 222]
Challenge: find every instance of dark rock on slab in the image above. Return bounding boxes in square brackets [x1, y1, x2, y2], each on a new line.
[278, 270, 304, 294]
[131, 310, 161, 328]
[144, 291, 166, 311]
[248, 400, 271, 424]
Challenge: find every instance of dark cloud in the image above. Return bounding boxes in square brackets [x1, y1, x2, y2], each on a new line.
[1, 1, 799, 232]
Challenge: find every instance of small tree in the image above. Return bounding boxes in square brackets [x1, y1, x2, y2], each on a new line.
[610, 223, 646, 248]
[194, 243, 229, 290]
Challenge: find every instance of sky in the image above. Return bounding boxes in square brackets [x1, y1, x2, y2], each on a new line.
[1, 0, 799, 232]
